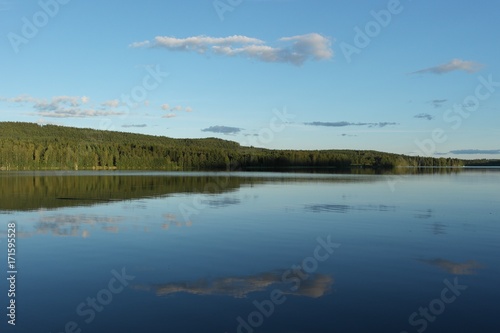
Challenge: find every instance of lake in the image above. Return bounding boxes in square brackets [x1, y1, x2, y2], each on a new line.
[0, 169, 499, 333]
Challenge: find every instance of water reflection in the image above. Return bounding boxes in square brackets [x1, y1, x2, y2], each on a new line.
[0, 173, 258, 211]
[1, 169, 498, 333]
[30, 211, 199, 237]
[201, 196, 241, 208]
[0, 171, 381, 212]
[418, 258, 483, 275]
[428, 222, 447, 235]
[161, 213, 192, 229]
[140, 270, 333, 299]
[305, 204, 397, 214]
[414, 209, 433, 219]
[34, 214, 124, 237]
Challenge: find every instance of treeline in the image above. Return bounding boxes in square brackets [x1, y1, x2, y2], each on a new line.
[0, 122, 467, 171]
[462, 159, 500, 167]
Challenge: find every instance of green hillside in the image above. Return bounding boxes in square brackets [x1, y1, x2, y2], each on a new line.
[0, 122, 473, 171]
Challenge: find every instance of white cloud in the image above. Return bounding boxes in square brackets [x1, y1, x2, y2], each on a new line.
[101, 99, 120, 108]
[280, 33, 333, 62]
[412, 59, 483, 75]
[2, 94, 194, 119]
[52, 96, 81, 106]
[131, 33, 333, 66]
[37, 108, 124, 118]
[129, 40, 151, 48]
[161, 103, 193, 116]
[152, 35, 264, 53]
[5, 95, 39, 103]
[0, 94, 126, 118]
[33, 96, 84, 112]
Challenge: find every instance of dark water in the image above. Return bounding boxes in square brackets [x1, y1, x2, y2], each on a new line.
[0, 170, 499, 333]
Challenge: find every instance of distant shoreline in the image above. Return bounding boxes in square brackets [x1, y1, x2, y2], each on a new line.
[1, 122, 499, 171]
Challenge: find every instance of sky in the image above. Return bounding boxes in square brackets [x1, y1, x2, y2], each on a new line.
[1, 0, 499, 159]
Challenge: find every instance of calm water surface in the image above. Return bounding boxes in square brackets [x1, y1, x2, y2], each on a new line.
[0, 170, 499, 332]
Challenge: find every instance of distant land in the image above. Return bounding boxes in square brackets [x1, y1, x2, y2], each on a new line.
[0, 122, 498, 171]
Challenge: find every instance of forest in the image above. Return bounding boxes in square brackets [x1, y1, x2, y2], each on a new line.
[0, 122, 494, 171]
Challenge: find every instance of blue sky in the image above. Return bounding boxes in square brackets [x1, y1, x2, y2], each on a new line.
[1, 0, 499, 158]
